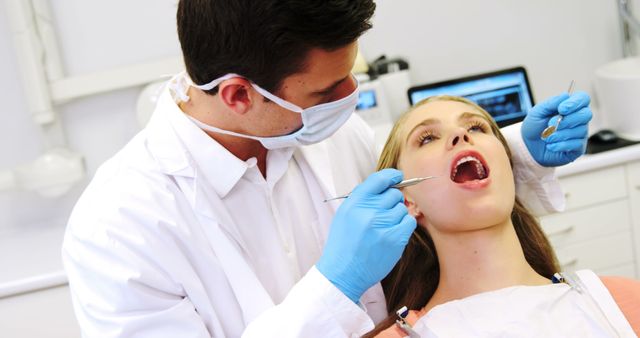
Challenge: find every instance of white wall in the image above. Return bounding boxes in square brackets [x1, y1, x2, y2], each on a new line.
[0, 0, 637, 335]
[0, 0, 180, 235]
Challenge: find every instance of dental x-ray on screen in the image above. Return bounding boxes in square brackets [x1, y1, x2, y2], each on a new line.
[407, 66, 535, 127]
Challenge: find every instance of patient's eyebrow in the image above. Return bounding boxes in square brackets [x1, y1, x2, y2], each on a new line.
[458, 111, 490, 123]
[404, 112, 490, 144]
[405, 118, 440, 145]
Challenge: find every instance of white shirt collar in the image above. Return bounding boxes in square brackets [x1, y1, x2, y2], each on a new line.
[159, 85, 294, 198]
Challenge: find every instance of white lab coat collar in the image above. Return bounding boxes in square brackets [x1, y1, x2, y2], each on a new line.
[147, 87, 256, 198]
[143, 100, 194, 178]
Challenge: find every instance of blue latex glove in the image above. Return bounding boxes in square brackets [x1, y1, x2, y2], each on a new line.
[316, 169, 417, 303]
[521, 91, 593, 167]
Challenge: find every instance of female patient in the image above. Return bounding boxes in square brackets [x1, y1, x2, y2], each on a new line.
[366, 95, 639, 337]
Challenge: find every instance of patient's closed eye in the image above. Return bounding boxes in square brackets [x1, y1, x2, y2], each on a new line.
[418, 131, 439, 145]
[466, 120, 489, 133]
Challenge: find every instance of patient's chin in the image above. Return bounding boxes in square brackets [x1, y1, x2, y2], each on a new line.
[426, 202, 512, 234]
[467, 201, 511, 223]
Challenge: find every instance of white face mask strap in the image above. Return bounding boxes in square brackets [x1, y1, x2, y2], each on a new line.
[190, 73, 305, 113]
[189, 73, 242, 91]
[166, 71, 191, 103]
[186, 115, 262, 141]
[253, 74, 359, 112]
[250, 84, 304, 113]
[187, 73, 358, 114]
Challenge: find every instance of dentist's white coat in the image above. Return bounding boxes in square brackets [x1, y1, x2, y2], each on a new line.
[62, 86, 563, 338]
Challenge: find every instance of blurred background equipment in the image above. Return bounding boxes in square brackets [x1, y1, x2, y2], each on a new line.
[594, 57, 640, 140]
[352, 53, 412, 152]
[2, 0, 85, 198]
[368, 55, 411, 121]
[588, 0, 640, 152]
[407, 67, 535, 128]
[619, 0, 640, 57]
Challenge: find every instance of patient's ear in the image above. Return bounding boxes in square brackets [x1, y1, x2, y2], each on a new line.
[404, 194, 423, 218]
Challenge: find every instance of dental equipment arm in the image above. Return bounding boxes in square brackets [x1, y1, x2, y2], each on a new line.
[619, 0, 640, 57]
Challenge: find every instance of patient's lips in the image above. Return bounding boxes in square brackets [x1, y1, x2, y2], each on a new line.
[450, 151, 490, 184]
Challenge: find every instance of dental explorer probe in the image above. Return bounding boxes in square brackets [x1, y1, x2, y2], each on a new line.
[323, 176, 438, 202]
[540, 80, 575, 139]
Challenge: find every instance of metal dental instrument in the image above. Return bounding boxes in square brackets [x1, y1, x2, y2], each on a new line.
[323, 176, 438, 202]
[395, 306, 422, 338]
[540, 80, 576, 140]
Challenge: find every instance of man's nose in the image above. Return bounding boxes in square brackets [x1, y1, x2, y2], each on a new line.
[446, 128, 472, 150]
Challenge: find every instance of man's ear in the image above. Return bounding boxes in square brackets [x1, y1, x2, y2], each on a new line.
[218, 78, 253, 114]
[404, 194, 423, 218]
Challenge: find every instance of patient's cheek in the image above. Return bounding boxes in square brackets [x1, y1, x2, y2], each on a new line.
[416, 186, 449, 215]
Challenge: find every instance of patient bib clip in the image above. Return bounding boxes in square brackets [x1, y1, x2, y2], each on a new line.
[395, 306, 422, 338]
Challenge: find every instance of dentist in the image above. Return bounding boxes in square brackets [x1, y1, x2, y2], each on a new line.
[62, 1, 592, 337]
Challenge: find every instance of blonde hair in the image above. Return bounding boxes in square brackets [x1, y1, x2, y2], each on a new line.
[364, 95, 559, 337]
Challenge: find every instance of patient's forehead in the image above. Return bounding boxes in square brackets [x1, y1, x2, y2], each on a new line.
[403, 100, 482, 133]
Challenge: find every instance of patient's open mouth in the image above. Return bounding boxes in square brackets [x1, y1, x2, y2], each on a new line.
[450, 151, 490, 183]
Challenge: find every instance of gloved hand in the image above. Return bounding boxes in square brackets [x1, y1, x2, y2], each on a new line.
[521, 91, 593, 167]
[316, 169, 417, 303]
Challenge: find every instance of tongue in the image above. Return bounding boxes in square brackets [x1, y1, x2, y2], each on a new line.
[453, 161, 481, 183]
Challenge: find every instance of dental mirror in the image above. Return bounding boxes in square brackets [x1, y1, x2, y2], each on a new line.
[540, 80, 575, 140]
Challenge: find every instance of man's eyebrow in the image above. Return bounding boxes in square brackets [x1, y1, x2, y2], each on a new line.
[313, 75, 349, 94]
[405, 118, 440, 145]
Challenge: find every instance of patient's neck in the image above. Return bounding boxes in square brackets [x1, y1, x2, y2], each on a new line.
[423, 220, 550, 313]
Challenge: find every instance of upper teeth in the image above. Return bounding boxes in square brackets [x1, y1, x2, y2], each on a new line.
[452, 156, 486, 179]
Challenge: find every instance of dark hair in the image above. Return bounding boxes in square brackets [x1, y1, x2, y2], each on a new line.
[176, 0, 375, 95]
[364, 95, 559, 337]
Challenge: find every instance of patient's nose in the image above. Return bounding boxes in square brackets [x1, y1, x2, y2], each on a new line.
[447, 129, 472, 150]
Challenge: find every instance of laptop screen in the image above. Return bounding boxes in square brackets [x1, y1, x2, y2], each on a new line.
[407, 67, 534, 127]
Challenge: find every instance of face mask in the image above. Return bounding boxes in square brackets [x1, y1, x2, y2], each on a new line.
[173, 72, 359, 149]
